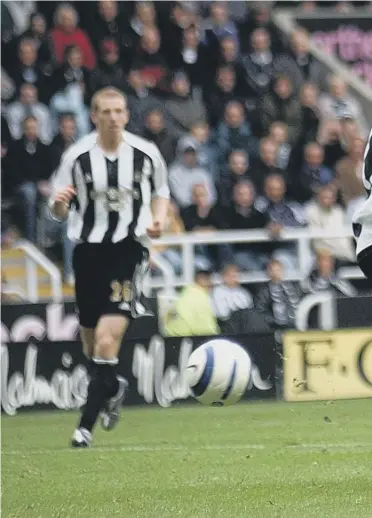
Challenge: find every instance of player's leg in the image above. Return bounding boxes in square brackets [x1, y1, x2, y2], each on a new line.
[74, 315, 129, 443]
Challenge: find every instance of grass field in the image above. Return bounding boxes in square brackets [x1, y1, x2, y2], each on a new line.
[2, 399, 372, 518]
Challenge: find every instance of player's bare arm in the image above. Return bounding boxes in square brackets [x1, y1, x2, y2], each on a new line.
[147, 196, 169, 238]
[51, 185, 76, 220]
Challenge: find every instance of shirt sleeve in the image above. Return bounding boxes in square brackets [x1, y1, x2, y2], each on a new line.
[151, 146, 170, 199]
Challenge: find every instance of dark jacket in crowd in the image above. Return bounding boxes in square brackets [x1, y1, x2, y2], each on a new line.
[181, 204, 226, 231]
[241, 51, 276, 99]
[89, 60, 127, 95]
[125, 86, 164, 134]
[10, 63, 52, 103]
[142, 127, 177, 165]
[3, 138, 53, 194]
[227, 204, 269, 253]
[50, 133, 76, 167]
[51, 63, 91, 102]
[205, 86, 240, 128]
[260, 91, 302, 145]
[274, 50, 328, 93]
[256, 280, 300, 329]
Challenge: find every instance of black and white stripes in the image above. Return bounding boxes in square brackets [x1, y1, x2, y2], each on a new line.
[51, 130, 169, 245]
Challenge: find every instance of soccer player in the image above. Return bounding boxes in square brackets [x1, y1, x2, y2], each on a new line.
[353, 128, 372, 280]
[49, 87, 169, 447]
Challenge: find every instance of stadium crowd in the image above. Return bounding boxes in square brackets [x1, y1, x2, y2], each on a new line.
[1, 0, 369, 312]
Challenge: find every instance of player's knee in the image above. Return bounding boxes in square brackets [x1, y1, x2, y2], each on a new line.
[94, 331, 120, 360]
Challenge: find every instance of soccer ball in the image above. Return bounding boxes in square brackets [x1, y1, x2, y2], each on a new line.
[185, 339, 252, 406]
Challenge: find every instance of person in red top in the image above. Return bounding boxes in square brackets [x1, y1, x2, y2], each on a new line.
[50, 4, 96, 70]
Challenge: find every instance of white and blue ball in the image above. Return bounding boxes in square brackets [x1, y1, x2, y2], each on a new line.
[185, 339, 252, 406]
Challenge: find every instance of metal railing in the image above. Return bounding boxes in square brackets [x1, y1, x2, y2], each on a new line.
[148, 227, 362, 293]
[14, 240, 63, 302]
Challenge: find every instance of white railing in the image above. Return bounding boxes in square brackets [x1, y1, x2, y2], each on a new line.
[15, 240, 63, 303]
[148, 227, 362, 292]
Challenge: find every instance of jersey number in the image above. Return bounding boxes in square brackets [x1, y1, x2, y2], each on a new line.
[109, 280, 132, 303]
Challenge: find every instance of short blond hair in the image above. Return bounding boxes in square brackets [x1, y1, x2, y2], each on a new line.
[91, 87, 127, 112]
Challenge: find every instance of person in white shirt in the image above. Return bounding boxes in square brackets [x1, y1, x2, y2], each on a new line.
[212, 263, 254, 321]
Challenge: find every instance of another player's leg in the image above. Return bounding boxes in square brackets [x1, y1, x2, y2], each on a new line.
[71, 315, 128, 448]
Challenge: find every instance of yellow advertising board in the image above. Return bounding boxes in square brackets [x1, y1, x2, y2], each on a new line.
[283, 328, 372, 401]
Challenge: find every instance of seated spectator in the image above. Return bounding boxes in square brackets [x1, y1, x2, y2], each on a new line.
[295, 142, 334, 203]
[256, 259, 300, 330]
[317, 119, 347, 169]
[18, 13, 53, 68]
[164, 71, 207, 136]
[169, 140, 217, 208]
[6, 83, 52, 144]
[10, 38, 51, 103]
[218, 36, 246, 96]
[274, 28, 328, 93]
[219, 150, 251, 207]
[239, 3, 285, 55]
[318, 75, 368, 137]
[50, 113, 77, 164]
[131, 26, 169, 91]
[89, 39, 126, 95]
[256, 174, 307, 272]
[241, 28, 275, 99]
[173, 25, 212, 90]
[50, 3, 96, 70]
[306, 185, 356, 263]
[300, 249, 357, 297]
[142, 108, 177, 165]
[202, 1, 239, 54]
[181, 184, 230, 269]
[299, 82, 320, 143]
[1, 68, 15, 103]
[127, 1, 157, 49]
[164, 267, 220, 337]
[261, 75, 302, 146]
[206, 65, 240, 128]
[228, 180, 270, 271]
[336, 136, 367, 222]
[251, 137, 283, 192]
[212, 263, 254, 321]
[213, 101, 258, 166]
[189, 122, 217, 179]
[50, 45, 91, 138]
[151, 201, 185, 275]
[3, 116, 53, 242]
[124, 66, 163, 134]
[268, 122, 291, 171]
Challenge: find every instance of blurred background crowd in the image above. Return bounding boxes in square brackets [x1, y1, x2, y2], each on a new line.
[1, 0, 371, 331]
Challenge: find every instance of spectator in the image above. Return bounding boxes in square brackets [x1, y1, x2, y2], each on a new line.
[89, 0, 131, 63]
[131, 26, 168, 90]
[256, 259, 300, 329]
[89, 39, 126, 95]
[295, 142, 334, 203]
[214, 101, 258, 166]
[306, 185, 356, 263]
[206, 65, 240, 128]
[124, 66, 163, 135]
[181, 183, 230, 269]
[19, 13, 52, 67]
[127, 1, 157, 47]
[151, 201, 186, 275]
[241, 28, 275, 99]
[256, 174, 307, 272]
[212, 263, 254, 322]
[49, 45, 91, 137]
[164, 71, 207, 136]
[300, 249, 357, 297]
[50, 3, 96, 70]
[169, 140, 217, 208]
[4, 116, 53, 242]
[268, 122, 291, 171]
[239, 2, 285, 55]
[274, 28, 328, 92]
[228, 180, 270, 271]
[189, 122, 217, 178]
[1, 68, 15, 103]
[10, 38, 51, 103]
[317, 119, 347, 169]
[218, 36, 246, 96]
[202, 1, 239, 54]
[299, 82, 320, 142]
[6, 83, 52, 143]
[1, 115, 13, 160]
[50, 113, 77, 164]
[219, 150, 251, 207]
[164, 267, 220, 337]
[251, 137, 283, 192]
[261, 75, 302, 146]
[142, 108, 177, 165]
[318, 75, 369, 137]
[335, 136, 367, 222]
[173, 25, 212, 90]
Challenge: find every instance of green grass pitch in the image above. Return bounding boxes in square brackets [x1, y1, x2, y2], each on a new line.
[2, 399, 372, 518]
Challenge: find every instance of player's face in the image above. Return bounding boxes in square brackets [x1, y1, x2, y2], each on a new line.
[93, 97, 129, 135]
